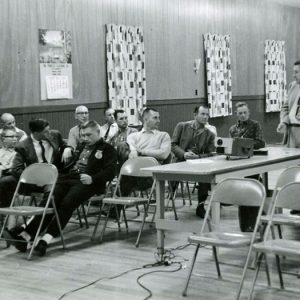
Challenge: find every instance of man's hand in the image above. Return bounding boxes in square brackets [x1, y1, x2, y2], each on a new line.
[277, 122, 287, 134]
[62, 147, 73, 163]
[80, 174, 93, 185]
[184, 151, 199, 160]
[129, 150, 138, 159]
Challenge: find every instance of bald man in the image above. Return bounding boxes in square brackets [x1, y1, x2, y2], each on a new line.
[0, 113, 27, 147]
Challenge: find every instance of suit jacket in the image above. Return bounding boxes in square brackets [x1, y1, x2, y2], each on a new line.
[12, 130, 67, 178]
[63, 138, 117, 194]
[171, 120, 215, 161]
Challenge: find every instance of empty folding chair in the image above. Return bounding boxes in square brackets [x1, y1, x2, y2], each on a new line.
[0, 163, 65, 260]
[182, 178, 266, 298]
[91, 157, 159, 247]
[245, 182, 300, 299]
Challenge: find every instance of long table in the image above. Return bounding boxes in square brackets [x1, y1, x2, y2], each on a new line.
[143, 147, 300, 258]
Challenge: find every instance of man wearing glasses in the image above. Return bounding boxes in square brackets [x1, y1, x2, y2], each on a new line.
[0, 126, 18, 178]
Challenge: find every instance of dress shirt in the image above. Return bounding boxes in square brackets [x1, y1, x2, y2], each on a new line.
[0, 147, 16, 172]
[111, 127, 138, 148]
[100, 123, 119, 143]
[229, 119, 265, 150]
[0, 127, 26, 148]
[127, 128, 171, 162]
[31, 135, 53, 163]
[67, 125, 81, 150]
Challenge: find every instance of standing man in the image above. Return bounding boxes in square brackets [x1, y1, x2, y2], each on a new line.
[0, 113, 27, 147]
[277, 60, 300, 147]
[229, 101, 266, 231]
[100, 108, 118, 144]
[172, 105, 215, 218]
[5, 121, 117, 256]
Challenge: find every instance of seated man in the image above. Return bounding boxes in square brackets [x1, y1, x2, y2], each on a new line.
[5, 121, 117, 256]
[0, 113, 27, 147]
[229, 101, 266, 231]
[0, 118, 67, 209]
[111, 109, 137, 166]
[100, 108, 118, 144]
[0, 126, 17, 178]
[172, 105, 215, 218]
[120, 107, 171, 196]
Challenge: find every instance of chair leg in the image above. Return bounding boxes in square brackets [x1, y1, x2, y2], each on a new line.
[91, 204, 104, 241]
[264, 254, 272, 287]
[114, 205, 121, 231]
[52, 200, 66, 250]
[180, 182, 186, 205]
[77, 208, 83, 228]
[186, 182, 192, 206]
[135, 205, 140, 217]
[182, 244, 200, 297]
[122, 206, 128, 231]
[171, 196, 178, 221]
[249, 253, 264, 300]
[135, 203, 149, 248]
[99, 204, 111, 242]
[275, 254, 284, 289]
[277, 224, 283, 239]
[80, 204, 89, 229]
[212, 246, 222, 279]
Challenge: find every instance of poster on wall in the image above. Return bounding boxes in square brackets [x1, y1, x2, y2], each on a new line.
[39, 29, 73, 100]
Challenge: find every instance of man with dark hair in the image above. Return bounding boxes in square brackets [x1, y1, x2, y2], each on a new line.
[0, 113, 27, 147]
[277, 60, 300, 147]
[100, 108, 118, 143]
[5, 120, 117, 256]
[229, 102, 265, 231]
[172, 105, 215, 218]
[229, 102, 265, 149]
[0, 118, 67, 211]
[111, 109, 138, 166]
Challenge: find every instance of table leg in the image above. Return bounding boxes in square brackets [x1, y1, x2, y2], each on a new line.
[156, 179, 165, 260]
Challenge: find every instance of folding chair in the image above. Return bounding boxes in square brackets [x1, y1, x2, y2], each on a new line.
[182, 178, 266, 297]
[0, 163, 65, 260]
[260, 167, 300, 238]
[91, 157, 159, 247]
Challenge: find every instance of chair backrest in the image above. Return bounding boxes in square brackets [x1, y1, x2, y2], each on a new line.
[273, 182, 300, 210]
[119, 157, 159, 177]
[19, 163, 58, 186]
[275, 167, 300, 190]
[211, 178, 266, 207]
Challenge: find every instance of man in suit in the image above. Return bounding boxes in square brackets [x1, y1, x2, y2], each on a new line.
[5, 121, 117, 256]
[171, 105, 215, 218]
[0, 118, 67, 209]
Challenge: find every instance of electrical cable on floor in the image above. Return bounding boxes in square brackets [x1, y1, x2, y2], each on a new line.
[57, 243, 192, 300]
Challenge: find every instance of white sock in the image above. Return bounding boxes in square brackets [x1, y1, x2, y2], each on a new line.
[41, 233, 53, 244]
[19, 231, 31, 242]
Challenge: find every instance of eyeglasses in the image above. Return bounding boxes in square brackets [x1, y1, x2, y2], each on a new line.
[3, 135, 17, 138]
[76, 112, 89, 115]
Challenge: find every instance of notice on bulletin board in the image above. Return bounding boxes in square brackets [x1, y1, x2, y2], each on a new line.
[39, 29, 73, 100]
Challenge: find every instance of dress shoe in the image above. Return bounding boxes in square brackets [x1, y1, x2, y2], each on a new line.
[290, 210, 300, 215]
[34, 240, 48, 257]
[2, 228, 27, 252]
[196, 203, 206, 218]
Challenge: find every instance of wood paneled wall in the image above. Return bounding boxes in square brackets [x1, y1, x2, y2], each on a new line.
[0, 0, 300, 143]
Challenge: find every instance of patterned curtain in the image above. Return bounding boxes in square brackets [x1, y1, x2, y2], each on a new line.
[106, 24, 146, 125]
[204, 33, 232, 118]
[265, 40, 286, 112]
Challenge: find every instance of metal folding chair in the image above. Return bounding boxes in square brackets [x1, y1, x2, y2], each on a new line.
[91, 157, 159, 247]
[0, 163, 65, 260]
[182, 178, 266, 298]
[245, 182, 300, 299]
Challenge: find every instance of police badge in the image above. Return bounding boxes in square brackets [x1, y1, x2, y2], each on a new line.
[95, 150, 103, 159]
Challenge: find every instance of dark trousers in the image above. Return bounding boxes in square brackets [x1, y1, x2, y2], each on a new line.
[238, 174, 260, 232]
[25, 176, 97, 238]
[120, 175, 153, 197]
[0, 175, 17, 207]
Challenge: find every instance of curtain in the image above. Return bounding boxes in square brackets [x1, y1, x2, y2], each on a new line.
[265, 40, 286, 112]
[204, 33, 232, 118]
[106, 24, 146, 125]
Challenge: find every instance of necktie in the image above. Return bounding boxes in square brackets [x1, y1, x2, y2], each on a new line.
[104, 124, 111, 140]
[39, 140, 48, 163]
